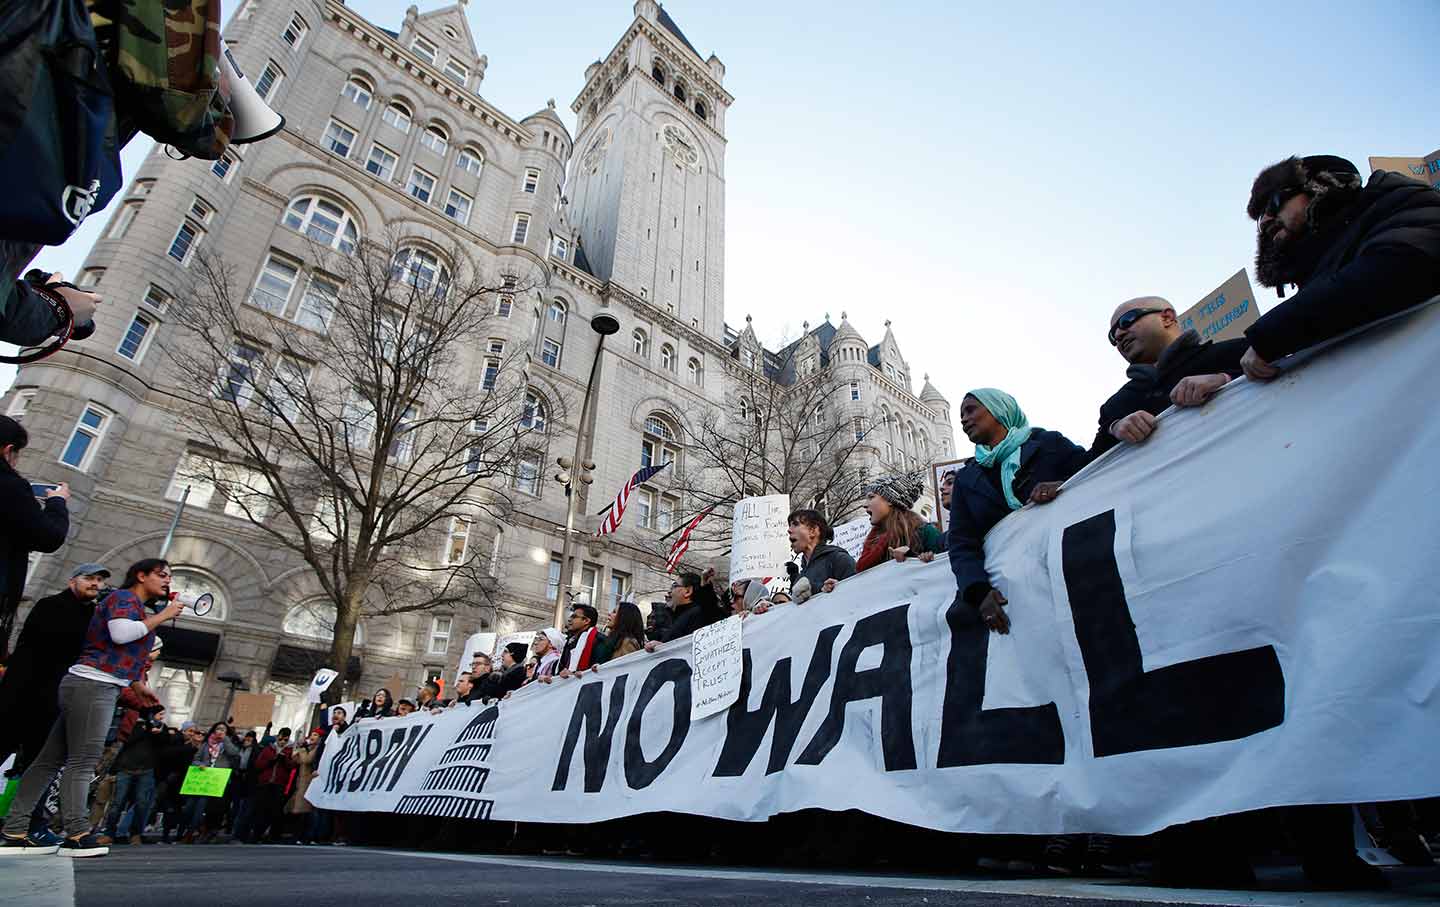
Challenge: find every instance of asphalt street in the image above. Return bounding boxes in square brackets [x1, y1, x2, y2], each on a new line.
[6, 845, 1440, 907]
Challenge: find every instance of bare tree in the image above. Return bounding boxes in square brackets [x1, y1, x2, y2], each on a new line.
[658, 341, 890, 566]
[164, 233, 540, 696]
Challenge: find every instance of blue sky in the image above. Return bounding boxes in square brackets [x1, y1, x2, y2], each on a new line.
[14, 0, 1438, 447]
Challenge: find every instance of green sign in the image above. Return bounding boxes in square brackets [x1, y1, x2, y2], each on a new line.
[180, 766, 233, 798]
[0, 777, 18, 818]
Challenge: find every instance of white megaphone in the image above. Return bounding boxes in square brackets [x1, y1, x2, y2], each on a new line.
[219, 45, 285, 144]
[172, 590, 216, 617]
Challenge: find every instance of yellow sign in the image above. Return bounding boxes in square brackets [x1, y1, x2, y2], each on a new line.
[179, 766, 233, 798]
[1369, 153, 1440, 188]
[1176, 269, 1260, 343]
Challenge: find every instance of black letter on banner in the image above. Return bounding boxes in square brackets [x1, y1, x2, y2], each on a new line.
[325, 734, 360, 794]
[551, 677, 628, 792]
[938, 597, 1064, 766]
[624, 658, 692, 789]
[347, 730, 385, 792]
[796, 604, 916, 770]
[1063, 510, 1285, 757]
[714, 626, 843, 776]
[384, 724, 434, 791]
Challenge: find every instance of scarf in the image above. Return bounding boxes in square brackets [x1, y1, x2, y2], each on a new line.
[563, 627, 599, 672]
[855, 529, 890, 573]
[967, 388, 1033, 511]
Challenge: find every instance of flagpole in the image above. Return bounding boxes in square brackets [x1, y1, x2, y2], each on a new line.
[554, 313, 620, 627]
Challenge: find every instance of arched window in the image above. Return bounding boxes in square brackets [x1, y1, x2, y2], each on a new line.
[283, 601, 365, 646]
[341, 76, 373, 110]
[693, 99, 707, 120]
[421, 124, 449, 155]
[673, 81, 687, 103]
[391, 246, 451, 297]
[168, 567, 227, 622]
[382, 102, 412, 133]
[547, 300, 567, 324]
[631, 328, 649, 357]
[641, 412, 680, 469]
[813, 401, 826, 427]
[738, 398, 748, 421]
[521, 391, 547, 431]
[282, 195, 358, 254]
[660, 343, 675, 372]
[651, 61, 665, 84]
[687, 357, 703, 386]
[456, 148, 483, 176]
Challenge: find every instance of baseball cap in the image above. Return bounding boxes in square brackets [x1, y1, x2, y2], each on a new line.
[71, 563, 111, 579]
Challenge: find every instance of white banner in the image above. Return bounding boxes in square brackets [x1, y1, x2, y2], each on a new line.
[309, 303, 1440, 835]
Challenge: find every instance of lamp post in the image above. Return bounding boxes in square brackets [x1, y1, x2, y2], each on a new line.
[217, 670, 247, 722]
[552, 311, 620, 627]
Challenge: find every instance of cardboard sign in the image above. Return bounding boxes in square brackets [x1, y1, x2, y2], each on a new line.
[179, 766, 233, 797]
[690, 615, 744, 721]
[382, 674, 410, 701]
[831, 516, 872, 561]
[230, 692, 275, 729]
[1369, 153, 1440, 188]
[729, 494, 791, 581]
[1176, 269, 1260, 343]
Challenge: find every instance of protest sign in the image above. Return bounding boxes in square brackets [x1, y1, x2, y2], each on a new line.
[180, 766, 233, 798]
[729, 495, 791, 581]
[308, 301, 1440, 836]
[690, 616, 744, 720]
[1176, 269, 1259, 343]
[830, 516, 871, 561]
[230, 692, 275, 729]
[1369, 153, 1440, 188]
[306, 668, 338, 704]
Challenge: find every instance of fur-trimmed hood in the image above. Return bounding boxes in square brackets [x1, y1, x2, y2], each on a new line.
[1247, 155, 1363, 231]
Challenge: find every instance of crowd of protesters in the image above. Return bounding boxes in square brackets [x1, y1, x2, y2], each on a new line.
[0, 155, 1437, 882]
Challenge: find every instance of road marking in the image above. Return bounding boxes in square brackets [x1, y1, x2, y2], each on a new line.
[5, 854, 75, 907]
[337, 847, 1440, 906]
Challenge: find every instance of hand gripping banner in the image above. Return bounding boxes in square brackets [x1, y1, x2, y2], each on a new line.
[309, 301, 1440, 835]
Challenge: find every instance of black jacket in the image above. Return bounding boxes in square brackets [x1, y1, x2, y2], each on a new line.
[1246, 170, 1440, 361]
[656, 600, 725, 644]
[0, 588, 94, 711]
[0, 459, 68, 652]
[798, 543, 857, 591]
[1089, 334, 1248, 460]
[948, 429, 1090, 605]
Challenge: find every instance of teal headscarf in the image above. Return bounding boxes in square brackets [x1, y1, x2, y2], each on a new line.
[966, 388, 1033, 511]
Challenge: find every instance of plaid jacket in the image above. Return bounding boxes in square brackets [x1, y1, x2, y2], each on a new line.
[75, 589, 153, 683]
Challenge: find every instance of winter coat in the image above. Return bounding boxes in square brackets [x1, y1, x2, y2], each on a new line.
[0, 459, 68, 653]
[254, 742, 295, 786]
[798, 543, 857, 591]
[948, 429, 1090, 606]
[286, 744, 319, 815]
[0, 588, 94, 713]
[1089, 333, 1248, 460]
[855, 521, 946, 573]
[191, 735, 242, 769]
[1246, 170, 1440, 361]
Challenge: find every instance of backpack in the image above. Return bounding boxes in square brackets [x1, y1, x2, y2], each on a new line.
[0, 0, 123, 245]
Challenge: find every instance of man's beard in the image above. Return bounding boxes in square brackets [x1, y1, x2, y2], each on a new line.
[1254, 221, 1296, 289]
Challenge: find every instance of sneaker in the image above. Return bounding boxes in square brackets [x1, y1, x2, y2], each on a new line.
[0, 830, 60, 856]
[92, 833, 114, 846]
[58, 833, 110, 858]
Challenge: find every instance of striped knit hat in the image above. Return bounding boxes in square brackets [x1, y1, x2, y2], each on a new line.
[864, 470, 926, 511]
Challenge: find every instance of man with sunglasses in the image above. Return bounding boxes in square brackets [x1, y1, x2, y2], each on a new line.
[1085, 297, 1246, 461]
[1240, 154, 1440, 382]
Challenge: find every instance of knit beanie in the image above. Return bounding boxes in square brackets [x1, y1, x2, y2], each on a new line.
[505, 641, 529, 663]
[864, 470, 926, 511]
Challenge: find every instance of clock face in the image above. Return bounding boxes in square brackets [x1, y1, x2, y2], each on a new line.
[661, 124, 700, 173]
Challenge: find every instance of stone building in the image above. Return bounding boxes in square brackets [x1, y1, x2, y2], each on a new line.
[2, 1, 951, 732]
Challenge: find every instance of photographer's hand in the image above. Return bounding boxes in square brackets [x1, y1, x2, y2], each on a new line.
[44, 482, 70, 502]
[44, 272, 101, 326]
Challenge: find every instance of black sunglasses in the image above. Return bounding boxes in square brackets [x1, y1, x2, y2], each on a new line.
[1264, 186, 1305, 218]
[1108, 308, 1165, 346]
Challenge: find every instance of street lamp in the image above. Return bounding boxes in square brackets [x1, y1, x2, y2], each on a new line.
[553, 311, 620, 626]
[217, 670, 247, 721]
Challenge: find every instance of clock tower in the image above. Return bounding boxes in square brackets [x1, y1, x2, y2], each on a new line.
[568, 1, 731, 340]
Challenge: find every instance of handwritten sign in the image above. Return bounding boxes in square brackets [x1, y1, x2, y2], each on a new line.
[831, 516, 871, 561]
[1369, 153, 1440, 188]
[691, 615, 744, 720]
[1176, 269, 1261, 343]
[230, 692, 275, 729]
[729, 494, 791, 581]
[179, 766, 233, 797]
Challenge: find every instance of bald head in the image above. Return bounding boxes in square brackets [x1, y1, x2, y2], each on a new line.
[1108, 296, 1180, 365]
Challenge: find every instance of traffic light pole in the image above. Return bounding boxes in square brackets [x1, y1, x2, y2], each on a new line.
[553, 313, 619, 627]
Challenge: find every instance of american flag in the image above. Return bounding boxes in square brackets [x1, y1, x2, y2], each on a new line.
[595, 462, 670, 536]
[666, 505, 716, 573]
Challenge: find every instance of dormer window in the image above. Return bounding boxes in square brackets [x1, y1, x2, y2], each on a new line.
[411, 37, 437, 64]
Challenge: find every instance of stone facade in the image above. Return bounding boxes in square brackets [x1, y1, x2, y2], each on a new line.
[2, 1, 951, 732]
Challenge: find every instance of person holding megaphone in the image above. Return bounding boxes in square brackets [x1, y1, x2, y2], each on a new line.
[0, 558, 182, 858]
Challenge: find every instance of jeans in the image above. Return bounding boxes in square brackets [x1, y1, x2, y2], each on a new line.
[103, 770, 156, 837]
[1, 674, 121, 838]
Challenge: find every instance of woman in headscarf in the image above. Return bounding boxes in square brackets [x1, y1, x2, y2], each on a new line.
[530, 628, 565, 682]
[854, 471, 946, 574]
[949, 388, 1089, 634]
